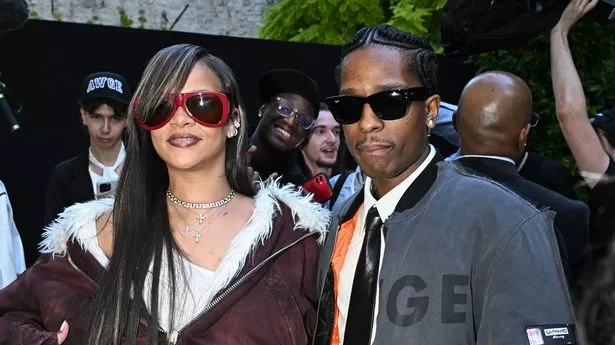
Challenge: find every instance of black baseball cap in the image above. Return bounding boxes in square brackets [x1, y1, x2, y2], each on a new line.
[79, 71, 131, 106]
[259, 69, 320, 117]
[591, 107, 615, 136]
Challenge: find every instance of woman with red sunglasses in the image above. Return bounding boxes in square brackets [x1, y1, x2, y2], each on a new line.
[0, 44, 328, 345]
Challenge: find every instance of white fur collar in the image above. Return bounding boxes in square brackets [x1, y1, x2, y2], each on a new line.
[39, 181, 329, 305]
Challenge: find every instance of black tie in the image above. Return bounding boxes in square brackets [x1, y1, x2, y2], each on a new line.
[343, 206, 383, 345]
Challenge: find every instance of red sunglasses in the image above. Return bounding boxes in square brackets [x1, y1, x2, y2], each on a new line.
[135, 91, 230, 130]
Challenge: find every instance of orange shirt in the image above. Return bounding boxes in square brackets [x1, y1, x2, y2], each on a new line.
[329, 207, 362, 345]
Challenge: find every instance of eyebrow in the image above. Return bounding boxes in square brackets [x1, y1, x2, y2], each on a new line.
[312, 125, 342, 133]
[88, 111, 117, 117]
[339, 83, 415, 96]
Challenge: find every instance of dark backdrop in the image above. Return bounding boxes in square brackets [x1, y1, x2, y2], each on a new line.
[0, 20, 476, 265]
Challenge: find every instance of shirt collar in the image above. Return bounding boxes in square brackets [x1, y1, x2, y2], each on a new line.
[456, 154, 515, 166]
[364, 145, 436, 221]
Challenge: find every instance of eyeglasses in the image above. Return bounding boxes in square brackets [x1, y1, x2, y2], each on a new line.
[530, 112, 540, 128]
[271, 97, 315, 130]
[325, 87, 429, 125]
[136, 91, 230, 130]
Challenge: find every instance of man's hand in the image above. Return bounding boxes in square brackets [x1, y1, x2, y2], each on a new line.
[57, 320, 69, 344]
[554, 0, 600, 34]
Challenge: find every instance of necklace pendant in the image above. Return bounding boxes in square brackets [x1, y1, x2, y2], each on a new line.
[184, 225, 191, 235]
[193, 231, 203, 243]
[196, 213, 205, 225]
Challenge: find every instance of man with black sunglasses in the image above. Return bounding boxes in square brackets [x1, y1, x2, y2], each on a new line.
[315, 24, 574, 345]
[249, 69, 320, 185]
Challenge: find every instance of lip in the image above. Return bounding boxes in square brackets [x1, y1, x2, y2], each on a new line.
[320, 146, 337, 154]
[272, 124, 295, 142]
[356, 143, 392, 153]
[167, 132, 202, 148]
[97, 137, 112, 143]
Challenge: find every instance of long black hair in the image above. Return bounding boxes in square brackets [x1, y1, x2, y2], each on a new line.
[86, 44, 254, 345]
[335, 24, 439, 96]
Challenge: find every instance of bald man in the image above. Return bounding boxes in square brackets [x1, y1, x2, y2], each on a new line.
[454, 71, 590, 287]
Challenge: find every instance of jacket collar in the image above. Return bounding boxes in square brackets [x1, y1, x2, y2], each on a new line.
[338, 153, 443, 223]
[456, 156, 519, 180]
[40, 181, 329, 300]
[394, 153, 442, 213]
[73, 152, 91, 179]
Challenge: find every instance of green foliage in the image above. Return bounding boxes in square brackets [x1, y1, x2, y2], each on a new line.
[138, 9, 147, 29]
[28, 8, 40, 19]
[467, 21, 615, 173]
[388, 0, 446, 51]
[160, 10, 170, 31]
[52, 11, 63, 22]
[260, 0, 385, 45]
[86, 15, 99, 25]
[118, 7, 133, 28]
[259, 0, 445, 49]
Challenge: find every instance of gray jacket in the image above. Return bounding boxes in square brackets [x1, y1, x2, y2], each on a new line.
[314, 159, 574, 345]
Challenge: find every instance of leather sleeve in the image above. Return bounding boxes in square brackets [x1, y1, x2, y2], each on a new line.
[0, 254, 61, 345]
[301, 235, 320, 341]
[0, 253, 93, 345]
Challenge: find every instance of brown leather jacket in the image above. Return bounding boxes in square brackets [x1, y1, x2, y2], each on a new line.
[0, 183, 329, 345]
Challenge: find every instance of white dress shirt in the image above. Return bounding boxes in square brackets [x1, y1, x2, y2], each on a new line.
[337, 145, 437, 344]
[455, 154, 515, 166]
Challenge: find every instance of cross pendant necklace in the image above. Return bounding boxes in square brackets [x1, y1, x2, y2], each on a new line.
[196, 213, 205, 224]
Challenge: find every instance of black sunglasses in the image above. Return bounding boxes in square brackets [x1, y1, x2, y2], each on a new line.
[325, 87, 429, 124]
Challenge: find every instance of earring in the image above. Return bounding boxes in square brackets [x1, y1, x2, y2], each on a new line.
[427, 119, 435, 128]
[231, 127, 238, 137]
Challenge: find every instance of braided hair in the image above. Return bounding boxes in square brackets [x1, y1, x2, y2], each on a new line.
[336, 24, 439, 96]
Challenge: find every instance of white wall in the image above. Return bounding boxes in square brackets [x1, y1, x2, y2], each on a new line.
[27, 0, 278, 37]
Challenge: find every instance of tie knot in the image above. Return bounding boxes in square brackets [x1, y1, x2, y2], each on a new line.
[365, 206, 382, 232]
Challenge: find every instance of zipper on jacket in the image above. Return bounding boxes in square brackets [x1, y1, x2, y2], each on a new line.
[68, 252, 168, 336]
[168, 330, 179, 345]
[169, 232, 318, 341]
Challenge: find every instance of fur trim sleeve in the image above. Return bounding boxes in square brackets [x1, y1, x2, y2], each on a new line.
[38, 198, 114, 256]
[255, 179, 330, 244]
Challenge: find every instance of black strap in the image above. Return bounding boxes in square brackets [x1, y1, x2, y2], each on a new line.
[328, 171, 351, 210]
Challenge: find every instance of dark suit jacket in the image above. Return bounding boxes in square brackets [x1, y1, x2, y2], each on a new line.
[518, 151, 579, 200]
[457, 156, 591, 287]
[588, 159, 615, 260]
[44, 153, 94, 227]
